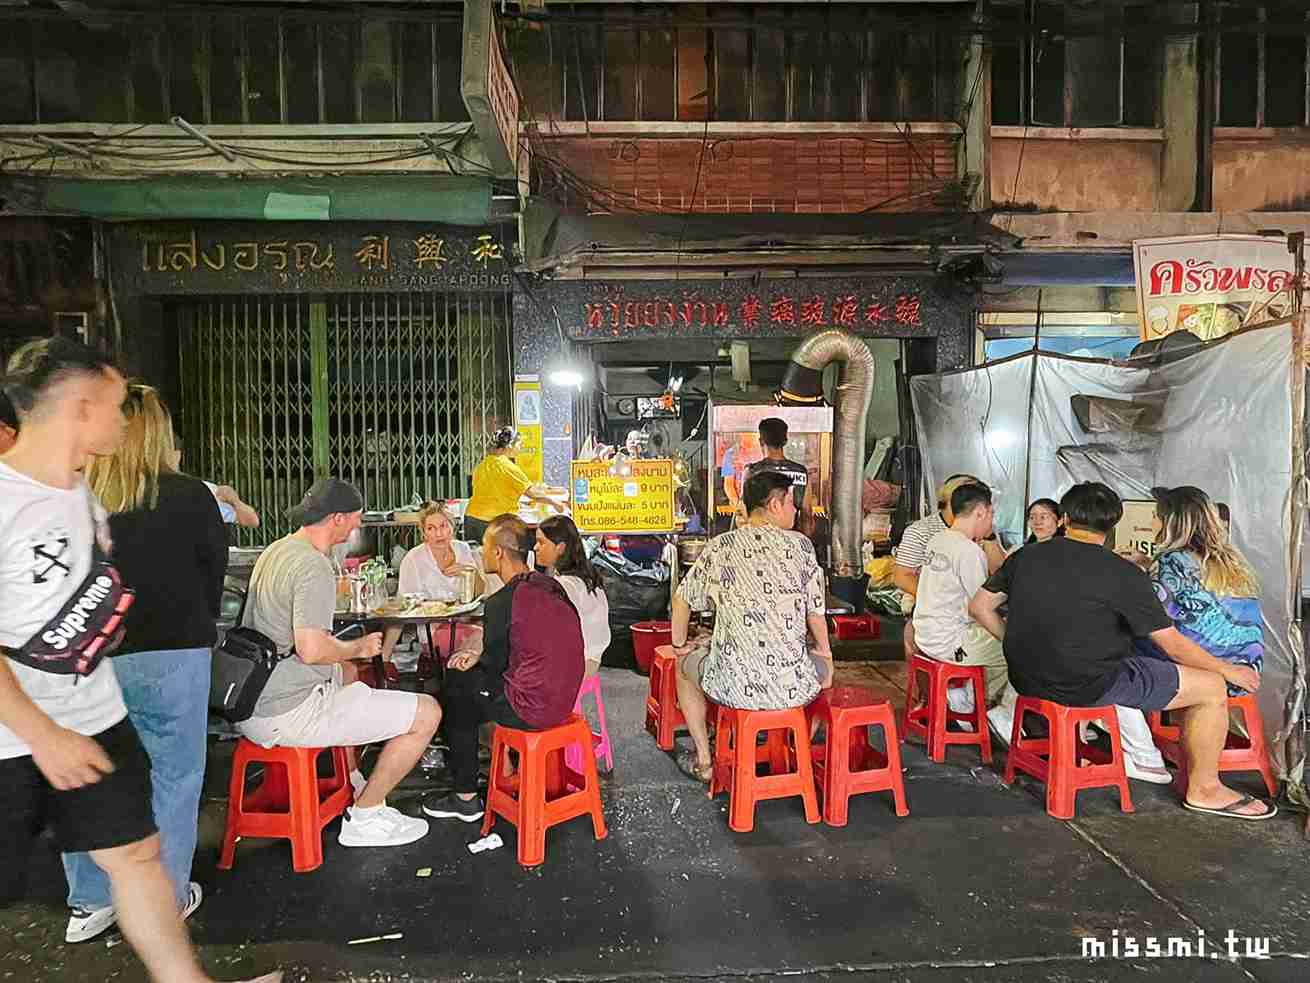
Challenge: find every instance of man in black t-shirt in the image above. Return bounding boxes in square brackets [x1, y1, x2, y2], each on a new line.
[745, 418, 815, 539]
[969, 482, 1275, 822]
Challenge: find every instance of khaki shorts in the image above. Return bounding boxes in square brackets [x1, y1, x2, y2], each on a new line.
[239, 678, 420, 749]
[677, 646, 711, 687]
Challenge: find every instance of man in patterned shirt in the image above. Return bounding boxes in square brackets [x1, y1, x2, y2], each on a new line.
[669, 471, 832, 782]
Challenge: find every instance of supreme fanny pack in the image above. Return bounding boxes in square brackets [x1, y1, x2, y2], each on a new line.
[4, 561, 135, 677]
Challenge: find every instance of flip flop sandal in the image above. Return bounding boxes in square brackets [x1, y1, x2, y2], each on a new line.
[675, 752, 713, 784]
[1183, 795, 1278, 821]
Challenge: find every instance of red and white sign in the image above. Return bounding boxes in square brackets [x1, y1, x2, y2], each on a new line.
[1133, 234, 1306, 341]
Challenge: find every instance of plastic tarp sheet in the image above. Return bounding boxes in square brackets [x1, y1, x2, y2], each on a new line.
[910, 324, 1306, 784]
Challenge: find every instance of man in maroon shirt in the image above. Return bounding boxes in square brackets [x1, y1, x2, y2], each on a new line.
[423, 514, 584, 822]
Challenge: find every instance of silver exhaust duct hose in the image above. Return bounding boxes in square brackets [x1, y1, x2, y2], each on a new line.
[778, 330, 875, 610]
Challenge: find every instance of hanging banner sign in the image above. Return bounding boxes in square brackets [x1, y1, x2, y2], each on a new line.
[1133, 234, 1306, 342]
[570, 459, 676, 534]
[513, 376, 543, 484]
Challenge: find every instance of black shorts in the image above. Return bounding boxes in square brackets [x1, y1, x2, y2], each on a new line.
[0, 716, 156, 905]
[1094, 648, 1181, 713]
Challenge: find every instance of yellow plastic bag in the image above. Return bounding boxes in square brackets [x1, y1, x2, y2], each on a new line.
[864, 555, 896, 589]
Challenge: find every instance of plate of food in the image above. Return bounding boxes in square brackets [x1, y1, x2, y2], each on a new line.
[412, 598, 482, 618]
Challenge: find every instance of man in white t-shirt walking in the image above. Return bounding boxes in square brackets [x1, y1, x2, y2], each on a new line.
[912, 482, 1017, 745]
[0, 338, 278, 983]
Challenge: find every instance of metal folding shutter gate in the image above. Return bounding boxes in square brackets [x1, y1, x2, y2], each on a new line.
[178, 292, 512, 546]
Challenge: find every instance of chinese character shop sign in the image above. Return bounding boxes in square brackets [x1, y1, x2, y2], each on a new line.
[551, 277, 952, 341]
[114, 222, 513, 294]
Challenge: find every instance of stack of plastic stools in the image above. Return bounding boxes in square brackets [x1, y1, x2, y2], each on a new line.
[709, 706, 820, 833]
[565, 674, 613, 775]
[482, 713, 608, 867]
[1004, 697, 1134, 820]
[218, 740, 352, 873]
[1147, 693, 1276, 796]
[807, 686, 909, 824]
[902, 653, 992, 763]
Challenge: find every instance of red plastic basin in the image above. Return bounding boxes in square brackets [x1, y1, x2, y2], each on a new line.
[631, 620, 673, 673]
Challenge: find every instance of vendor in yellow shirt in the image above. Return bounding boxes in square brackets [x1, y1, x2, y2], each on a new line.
[463, 427, 563, 542]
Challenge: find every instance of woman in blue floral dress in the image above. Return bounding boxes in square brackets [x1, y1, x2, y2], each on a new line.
[1148, 486, 1263, 693]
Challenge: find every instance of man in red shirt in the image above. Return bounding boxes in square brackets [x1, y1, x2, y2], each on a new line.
[423, 514, 584, 822]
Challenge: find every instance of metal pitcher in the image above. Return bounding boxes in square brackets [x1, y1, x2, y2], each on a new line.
[457, 567, 478, 605]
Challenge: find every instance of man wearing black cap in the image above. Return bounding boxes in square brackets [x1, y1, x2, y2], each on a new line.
[237, 478, 442, 848]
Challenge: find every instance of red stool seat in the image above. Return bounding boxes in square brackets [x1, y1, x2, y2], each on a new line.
[902, 653, 992, 763]
[481, 713, 608, 867]
[218, 739, 352, 873]
[1004, 697, 1134, 820]
[807, 686, 909, 825]
[709, 706, 820, 833]
[645, 646, 686, 751]
[1147, 693, 1277, 796]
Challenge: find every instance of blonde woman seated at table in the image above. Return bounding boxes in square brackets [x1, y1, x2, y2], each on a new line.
[380, 501, 484, 674]
[535, 515, 611, 677]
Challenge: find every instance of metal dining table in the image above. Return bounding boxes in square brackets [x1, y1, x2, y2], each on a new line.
[332, 604, 484, 688]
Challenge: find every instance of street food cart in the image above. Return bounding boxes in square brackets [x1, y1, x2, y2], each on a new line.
[706, 402, 835, 536]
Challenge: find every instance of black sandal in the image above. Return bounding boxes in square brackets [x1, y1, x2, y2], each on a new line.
[1183, 795, 1278, 821]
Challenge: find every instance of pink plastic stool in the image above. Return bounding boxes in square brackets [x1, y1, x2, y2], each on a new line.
[565, 674, 613, 774]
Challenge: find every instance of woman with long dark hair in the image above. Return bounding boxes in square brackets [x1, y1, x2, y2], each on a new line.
[1024, 498, 1063, 545]
[535, 515, 611, 677]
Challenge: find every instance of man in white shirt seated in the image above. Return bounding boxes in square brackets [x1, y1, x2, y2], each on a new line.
[893, 473, 1005, 659]
[912, 482, 1017, 744]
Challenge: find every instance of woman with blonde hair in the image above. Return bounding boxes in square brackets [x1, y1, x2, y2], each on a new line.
[381, 500, 484, 678]
[1148, 485, 1263, 685]
[60, 383, 227, 944]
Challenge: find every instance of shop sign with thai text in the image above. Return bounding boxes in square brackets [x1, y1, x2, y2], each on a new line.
[540, 277, 960, 341]
[111, 222, 513, 294]
[570, 459, 675, 534]
[1133, 234, 1308, 342]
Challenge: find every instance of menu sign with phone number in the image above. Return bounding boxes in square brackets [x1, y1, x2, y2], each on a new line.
[570, 459, 675, 534]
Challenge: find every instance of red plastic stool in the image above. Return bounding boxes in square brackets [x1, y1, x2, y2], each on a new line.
[709, 706, 820, 833]
[902, 654, 992, 764]
[808, 686, 909, 825]
[482, 713, 608, 868]
[645, 645, 686, 751]
[1147, 693, 1277, 796]
[217, 740, 352, 873]
[1004, 698, 1134, 820]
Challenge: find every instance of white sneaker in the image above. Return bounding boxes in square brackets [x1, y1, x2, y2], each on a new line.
[237, 974, 284, 983]
[987, 704, 1016, 747]
[181, 881, 203, 921]
[1123, 756, 1174, 785]
[946, 686, 977, 716]
[65, 904, 116, 943]
[338, 804, 430, 848]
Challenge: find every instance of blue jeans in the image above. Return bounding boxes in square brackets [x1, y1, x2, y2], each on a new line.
[62, 648, 211, 911]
